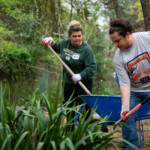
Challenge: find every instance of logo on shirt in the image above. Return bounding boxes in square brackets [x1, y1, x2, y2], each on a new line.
[63, 48, 80, 60]
[72, 54, 79, 59]
[127, 52, 150, 84]
[66, 56, 70, 60]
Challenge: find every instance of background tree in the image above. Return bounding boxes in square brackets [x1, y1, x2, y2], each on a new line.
[112, 0, 122, 19]
[0, 0, 150, 95]
[140, 0, 150, 31]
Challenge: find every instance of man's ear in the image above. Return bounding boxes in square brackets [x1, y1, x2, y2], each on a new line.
[126, 32, 131, 38]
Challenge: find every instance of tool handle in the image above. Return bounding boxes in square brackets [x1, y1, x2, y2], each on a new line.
[114, 96, 150, 126]
[47, 44, 92, 96]
[127, 95, 150, 116]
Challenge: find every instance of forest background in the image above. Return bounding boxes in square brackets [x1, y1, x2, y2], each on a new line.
[0, 0, 150, 101]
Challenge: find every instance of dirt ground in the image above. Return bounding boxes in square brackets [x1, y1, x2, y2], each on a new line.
[140, 120, 150, 150]
[110, 119, 150, 150]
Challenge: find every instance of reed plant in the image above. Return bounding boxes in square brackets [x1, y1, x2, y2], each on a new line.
[0, 81, 139, 150]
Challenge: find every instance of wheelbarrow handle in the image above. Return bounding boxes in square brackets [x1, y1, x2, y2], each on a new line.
[112, 95, 150, 131]
[47, 44, 92, 96]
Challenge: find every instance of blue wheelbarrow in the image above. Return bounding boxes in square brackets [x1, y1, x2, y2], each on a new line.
[79, 95, 150, 147]
[79, 95, 150, 123]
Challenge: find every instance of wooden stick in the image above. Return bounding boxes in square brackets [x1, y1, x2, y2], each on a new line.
[47, 44, 91, 95]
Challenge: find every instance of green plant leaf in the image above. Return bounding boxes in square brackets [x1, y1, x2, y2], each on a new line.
[36, 142, 44, 150]
[60, 141, 66, 150]
[65, 138, 75, 150]
[1, 134, 12, 150]
[53, 76, 61, 113]
[50, 141, 57, 150]
[14, 131, 29, 150]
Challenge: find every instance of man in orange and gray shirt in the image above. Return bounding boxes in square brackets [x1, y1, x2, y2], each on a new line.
[109, 19, 150, 150]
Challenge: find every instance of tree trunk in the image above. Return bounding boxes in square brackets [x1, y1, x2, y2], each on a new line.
[44, 0, 48, 13]
[50, 0, 57, 32]
[57, 0, 63, 38]
[112, 0, 122, 19]
[70, 0, 73, 21]
[140, 0, 150, 31]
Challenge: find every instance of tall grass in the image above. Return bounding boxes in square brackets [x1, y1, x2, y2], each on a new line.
[0, 81, 139, 150]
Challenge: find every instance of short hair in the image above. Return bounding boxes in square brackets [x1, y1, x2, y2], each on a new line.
[68, 20, 83, 36]
[109, 19, 132, 37]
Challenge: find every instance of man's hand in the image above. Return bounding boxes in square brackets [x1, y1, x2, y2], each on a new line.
[121, 105, 131, 121]
[72, 74, 81, 83]
[41, 37, 53, 45]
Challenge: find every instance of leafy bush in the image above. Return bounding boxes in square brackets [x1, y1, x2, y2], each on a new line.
[0, 81, 139, 150]
[0, 46, 34, 80]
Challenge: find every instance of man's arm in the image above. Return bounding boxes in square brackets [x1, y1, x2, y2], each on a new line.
[120, 85, 131, 121]
[120, 85, 130, 105]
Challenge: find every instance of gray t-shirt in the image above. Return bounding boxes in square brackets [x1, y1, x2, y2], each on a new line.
[114, 31, 150, 92]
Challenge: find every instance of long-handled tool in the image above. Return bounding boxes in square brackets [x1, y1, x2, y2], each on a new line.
[47, 44, 92, 96]
[111, 95, 150, 132]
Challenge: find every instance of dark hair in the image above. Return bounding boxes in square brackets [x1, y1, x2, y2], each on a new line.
[109, 19, 132, 37]
[68, 25, 83, 36]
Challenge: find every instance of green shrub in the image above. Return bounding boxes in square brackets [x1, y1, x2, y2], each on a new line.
[0, 46, 34, 80]
[0, 81, 139, 150]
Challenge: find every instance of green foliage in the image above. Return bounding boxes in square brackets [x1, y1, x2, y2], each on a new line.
[0, 81, 139, 150]
[130, 0, 143, 22]
[0, 0, 145, 95]
[0, 0, 38, 45]
[0, 25, 15, 51]
[0, 46, 34, 80]
[0, 26, 14, 40]
[98, 81, 119, 95]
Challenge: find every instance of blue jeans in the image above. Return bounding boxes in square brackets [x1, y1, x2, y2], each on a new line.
[122, 91, 150, 150]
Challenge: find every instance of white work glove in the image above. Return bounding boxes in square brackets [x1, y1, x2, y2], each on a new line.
[72, 74, 81, 83]
[41, 37, 53, 44]
[121, 105, 131, 122]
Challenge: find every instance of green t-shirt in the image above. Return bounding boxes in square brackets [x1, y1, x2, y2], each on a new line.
[52, 39, 97, 84]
